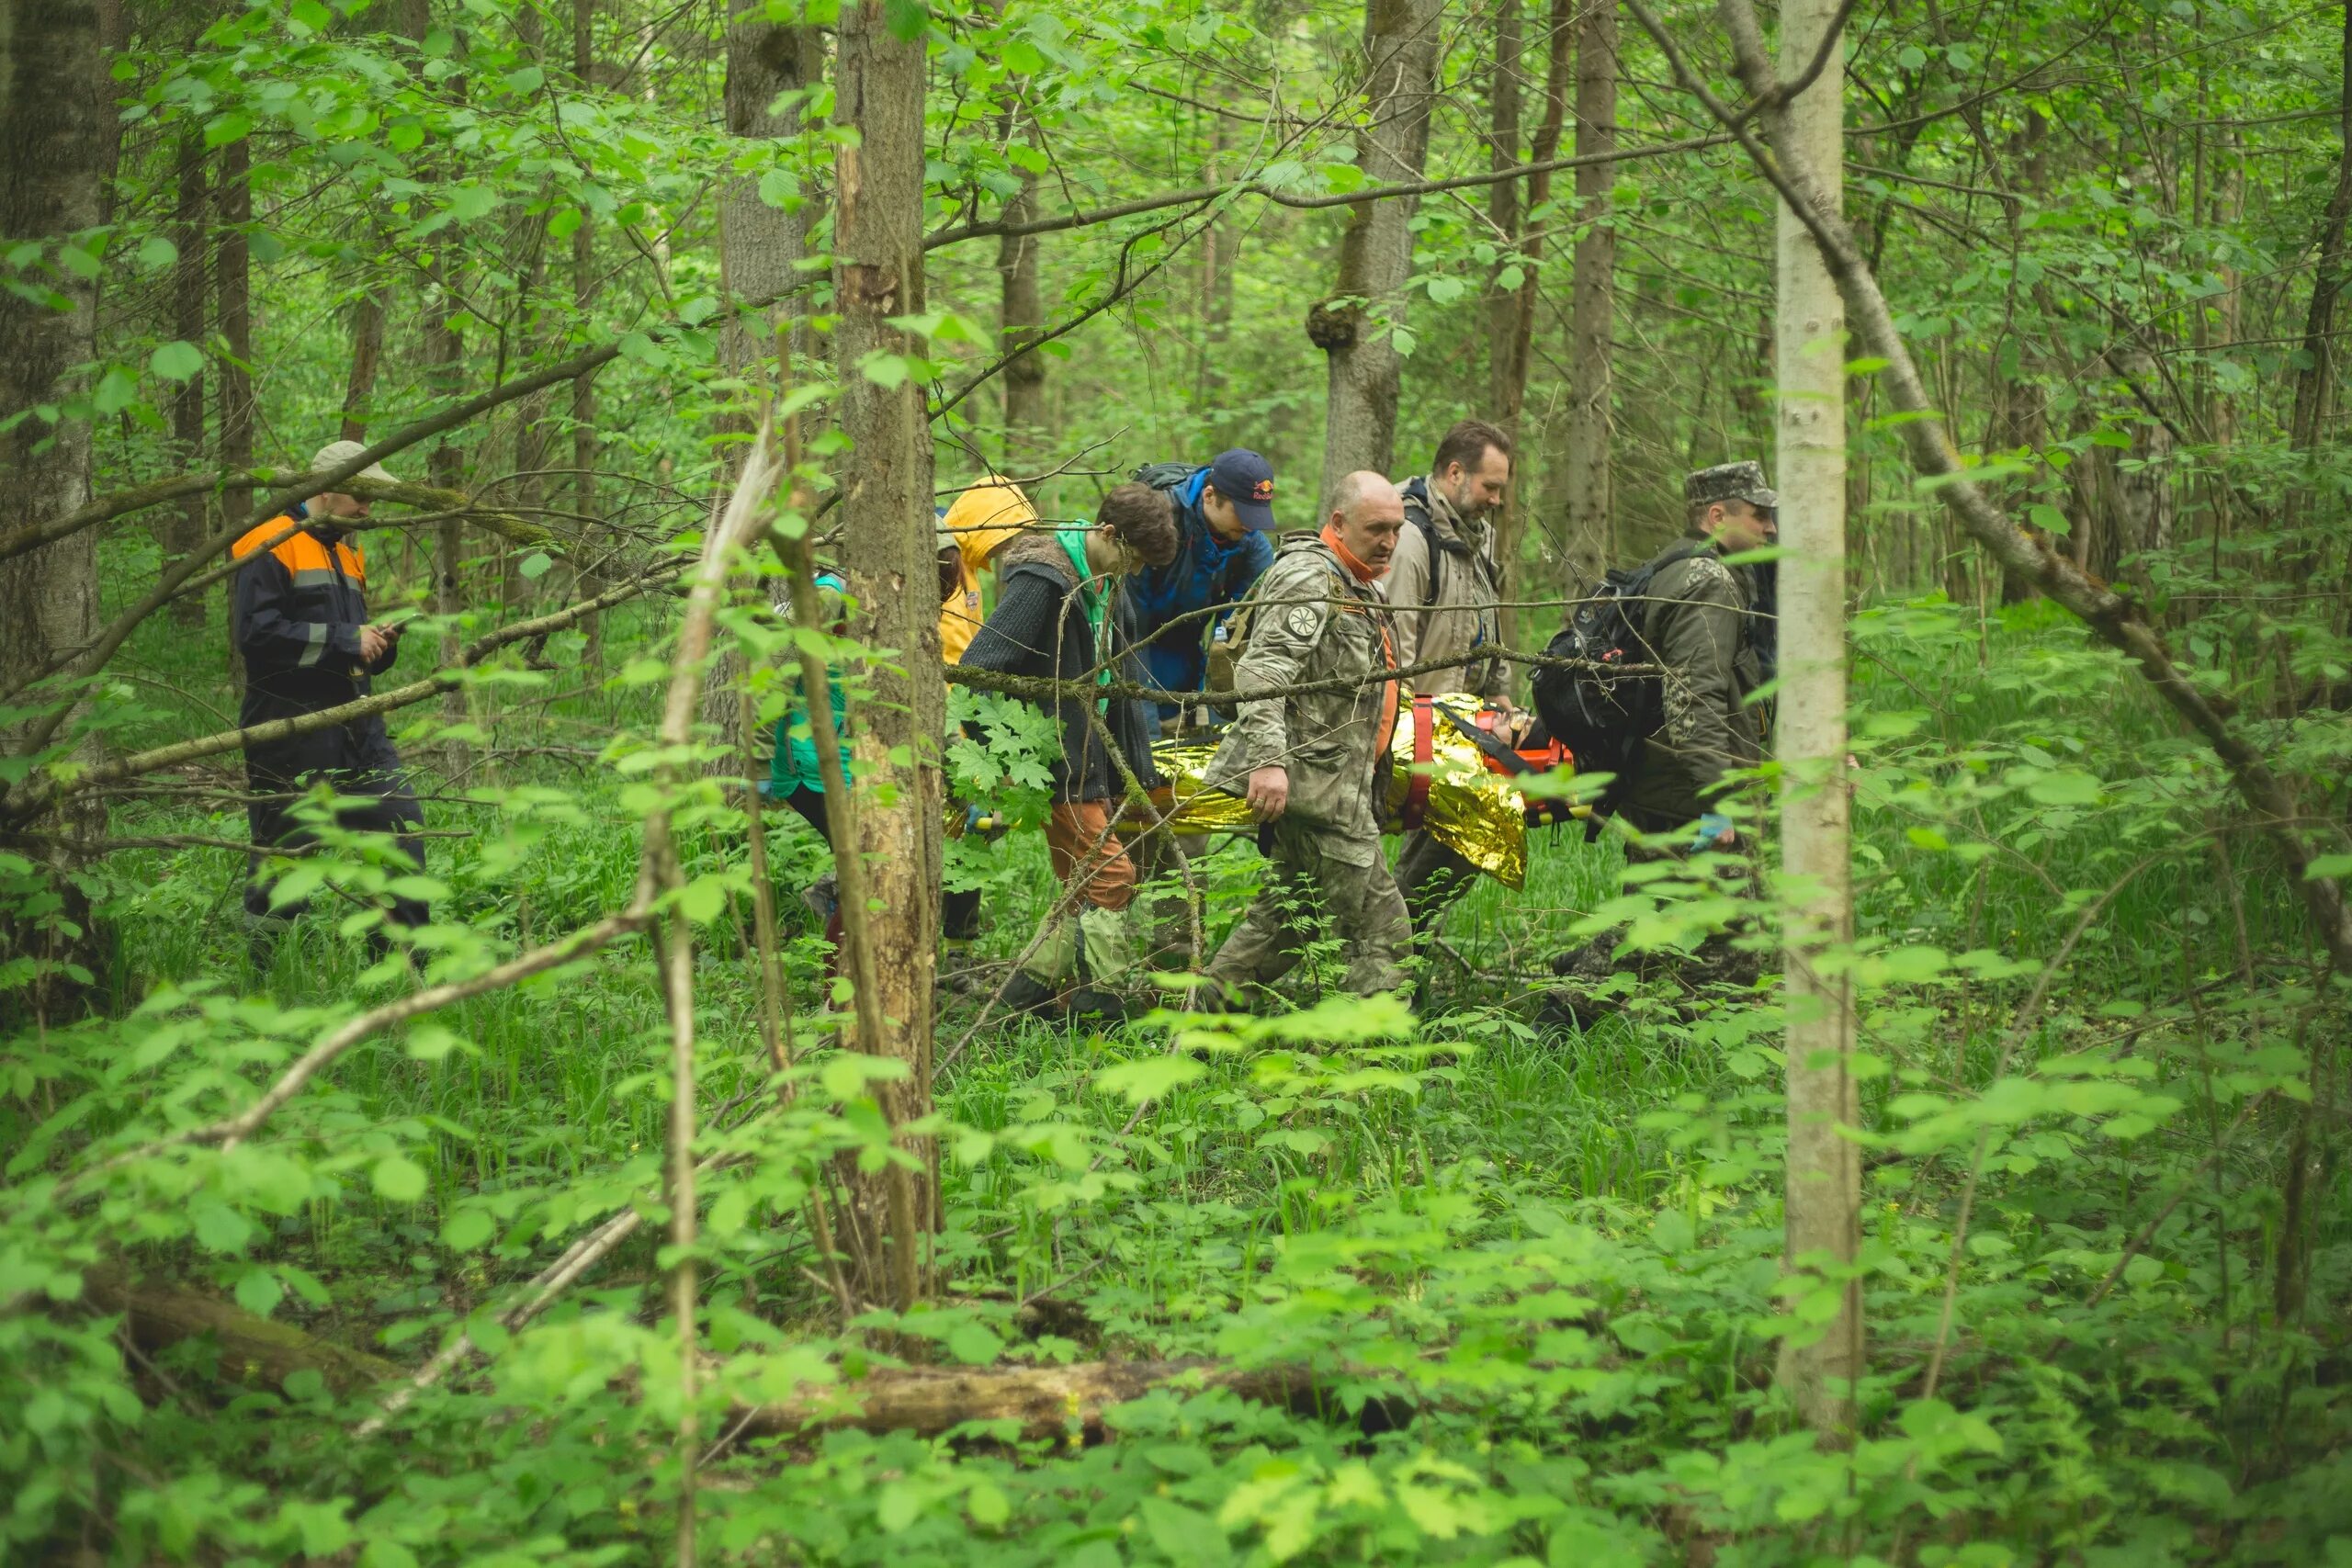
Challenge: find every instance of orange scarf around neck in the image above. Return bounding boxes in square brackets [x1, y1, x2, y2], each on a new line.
[1320, 522, 1384, 583]
[1319, 524, 1400, 756]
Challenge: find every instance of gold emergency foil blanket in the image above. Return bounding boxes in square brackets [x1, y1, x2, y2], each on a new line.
[1120, 743, 1261, 834]
[1385, 694, 1530, 890]
[1119, 707, 1531, 889]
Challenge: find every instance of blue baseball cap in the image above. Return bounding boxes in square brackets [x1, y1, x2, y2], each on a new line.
[1205, 448, 1279, 532]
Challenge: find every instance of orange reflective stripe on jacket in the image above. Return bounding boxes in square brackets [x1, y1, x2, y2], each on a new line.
[232, 517, 367, 585]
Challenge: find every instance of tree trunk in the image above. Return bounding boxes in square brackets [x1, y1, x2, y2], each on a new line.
[168, 133, 209, 628]
[997, 162, 1046, 460]
[572, 0, 603, 662]
[718, 16, 821, 394]
[507, 229, 550, 612]
[1484, 0, 1523, 425]
[1197, 108, 1235, 437]
[831, 0, 940, 1310]
[427, 273, 468, 721]
[0, 0, 115, 1023]
[1761, 0, 1861, 1442]
[1558, 0, 1617, 592]
[2289, 3, 2352, 477]
[706, 10, 822, 743]
[340, 293, 386, 443]
[217, 133, 254, 527]
[1483, 0, 1526, 660]
[1310, 0, 1444, 502]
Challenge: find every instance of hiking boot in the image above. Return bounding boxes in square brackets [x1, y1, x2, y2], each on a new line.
[994, 969, 1062, 1018]
[1066, 986, 1127, 1023]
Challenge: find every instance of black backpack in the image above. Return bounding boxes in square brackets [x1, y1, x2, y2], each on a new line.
[1531, 543, 1701, 803]
[1131, 460, 1197, 497]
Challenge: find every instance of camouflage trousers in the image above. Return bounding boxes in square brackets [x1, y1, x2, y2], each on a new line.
[1205, 817, 1410, 1001]
[1395, 829, 1480, 934]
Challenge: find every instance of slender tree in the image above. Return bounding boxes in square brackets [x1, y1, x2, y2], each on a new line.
[1753, 0, 1861, 1439]
[168, 133, 209, 627]
[216, 132, 255, 527]
[1558, 0, 1617, 591]
[572, 0, 603, 660]
[997, 144, 1046, 457]
[831, 0, 940, 1310]
[1495, 0, 1571, 657]
[1310, 0, 1445, 501]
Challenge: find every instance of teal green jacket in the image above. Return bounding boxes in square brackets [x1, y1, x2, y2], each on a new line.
[767, 572, 850, 797]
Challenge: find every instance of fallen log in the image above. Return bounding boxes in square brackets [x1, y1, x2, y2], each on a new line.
[733, 1359, 1374, 1442]
[80, 1266, 401, 1396]
[71, 1269, 1387, 1441]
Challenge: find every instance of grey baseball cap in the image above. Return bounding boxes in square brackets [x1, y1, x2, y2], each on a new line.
[311, 439, 397, 486]
[1685, 459, 1777, 512]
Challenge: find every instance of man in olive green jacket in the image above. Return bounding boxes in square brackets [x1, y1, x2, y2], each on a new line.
[1203, 472, 1410, 1005]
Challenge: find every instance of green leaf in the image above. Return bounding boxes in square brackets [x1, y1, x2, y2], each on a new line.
[2028, 502, 2071, 536]
[136, 235, 179, 270]
[289, 0, 333, 31]
[205, 112, 254, 148]
[2026, 770, 2102, 807]
[192, 1202, 255, 1255]
[678, 874, 729, 924]
[504, 65, 546, 95]
[1897, 44, 1928, 70]
[443, 1209, 495, 1250]
[92, 366, 140, 417]
[857, 350, 912, 389]
[234, 1265, 284, 1317]
[1093, 1055, 1204, 1104]
[967, 1481, 1011, 1529]
[882, 0, 928, 40]
[2306, 853, 2352, 880]
[518, 551, 553, 580]
[150, 341, 205, 381]
[373, 1154, 429, 1203]
[945, 1321, 1002, 1365]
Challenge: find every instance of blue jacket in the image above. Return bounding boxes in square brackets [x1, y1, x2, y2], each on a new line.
[1117, 468, 1274, 701]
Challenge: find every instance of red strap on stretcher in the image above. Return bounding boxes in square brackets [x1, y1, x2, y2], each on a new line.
[1402, 694, 1434, 829]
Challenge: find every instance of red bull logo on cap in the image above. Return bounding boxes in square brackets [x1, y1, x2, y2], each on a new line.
[1252, 479, 1274, 502]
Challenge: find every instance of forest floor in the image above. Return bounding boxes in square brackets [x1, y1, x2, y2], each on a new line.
[7, 598, 2349, 1564]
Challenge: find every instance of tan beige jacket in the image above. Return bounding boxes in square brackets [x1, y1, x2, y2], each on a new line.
[1383, 477, 1507, 699]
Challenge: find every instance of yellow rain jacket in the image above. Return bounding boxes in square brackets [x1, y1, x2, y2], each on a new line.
[939, 479, 1036, 662]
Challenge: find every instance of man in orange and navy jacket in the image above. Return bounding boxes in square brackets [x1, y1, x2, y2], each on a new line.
[232, 439, 427, 941]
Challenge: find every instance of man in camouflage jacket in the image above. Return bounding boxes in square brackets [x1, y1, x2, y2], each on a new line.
[1203, 472, 1412, 1003]
[1617, 460, 1777, 838]
[1546, 461, 1777, 1020]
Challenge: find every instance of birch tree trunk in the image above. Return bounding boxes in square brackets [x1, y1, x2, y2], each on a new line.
[1559, 0, 1617, 592]
[0, 0, 115, 1022]
[832, 0, 940, 1310]
[1310, 0, 1443, 502]
[1757, 0, 1861, 1441]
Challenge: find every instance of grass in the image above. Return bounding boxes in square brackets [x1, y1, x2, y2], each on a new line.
[14, 591, 2351, 1562]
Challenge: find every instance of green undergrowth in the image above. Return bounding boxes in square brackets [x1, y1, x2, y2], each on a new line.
[4, 598, 2350, 1563]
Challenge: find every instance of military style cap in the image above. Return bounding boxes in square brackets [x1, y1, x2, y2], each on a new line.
[1684, 459, 1777, 512]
